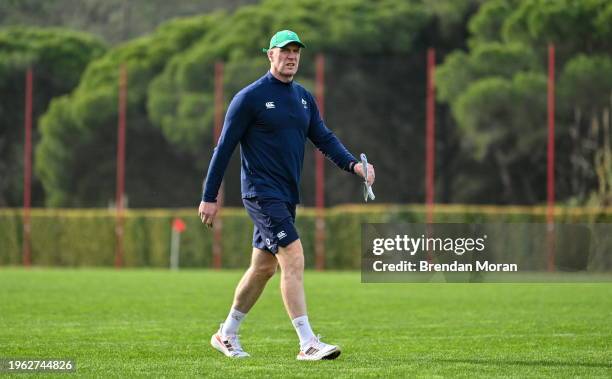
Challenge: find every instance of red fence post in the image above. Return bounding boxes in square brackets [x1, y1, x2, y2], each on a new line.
[115, 63, 127, 269]
[425, 48, 436, 224]
[212, 61, 224, 270]
[546, 44, 556, 272]
[314, 53, 326, 271]
[23, 68, 33, 267]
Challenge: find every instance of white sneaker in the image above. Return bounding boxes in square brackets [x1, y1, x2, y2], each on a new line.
[296, 335, 341, 360]
[210, 324, 250, 358]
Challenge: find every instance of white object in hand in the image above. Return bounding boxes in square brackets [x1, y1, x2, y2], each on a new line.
[360, 153, 375, 202]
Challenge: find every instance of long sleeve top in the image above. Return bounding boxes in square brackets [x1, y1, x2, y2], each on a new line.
[202, 71, 358, 204]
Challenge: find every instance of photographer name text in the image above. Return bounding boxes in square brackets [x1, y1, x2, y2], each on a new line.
[372, 260, 518, 272]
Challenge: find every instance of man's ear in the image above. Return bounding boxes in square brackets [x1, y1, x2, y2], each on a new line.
[267, 49, 274, 62]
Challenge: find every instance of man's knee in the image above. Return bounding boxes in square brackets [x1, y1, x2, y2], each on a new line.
[250, 249, 278, 279]
[278, 240, 304, 277]
[252, 262, 277, 279]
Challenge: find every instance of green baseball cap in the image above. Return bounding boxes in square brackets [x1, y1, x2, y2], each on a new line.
[262, 30, 305, 53]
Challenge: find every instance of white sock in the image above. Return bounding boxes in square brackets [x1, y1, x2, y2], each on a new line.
[221, 307, 246, 336]
[292, 315, 316, 347]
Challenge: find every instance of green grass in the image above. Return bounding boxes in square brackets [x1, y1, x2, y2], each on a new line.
[0, 269, 611, 378]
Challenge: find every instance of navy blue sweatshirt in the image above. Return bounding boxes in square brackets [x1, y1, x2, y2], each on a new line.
[203, 71, 358, 204]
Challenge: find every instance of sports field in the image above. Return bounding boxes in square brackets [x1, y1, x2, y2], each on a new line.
[1, 269, 610, 377]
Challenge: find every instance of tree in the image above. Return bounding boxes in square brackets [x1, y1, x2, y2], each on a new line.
[559, 55, 612, 206]
[436, 0, 612, 205]
[0, 27, 105, 206]
[35, 15, 218, 207]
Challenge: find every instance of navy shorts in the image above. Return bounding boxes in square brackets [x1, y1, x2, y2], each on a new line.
[242, 197, 299, 254]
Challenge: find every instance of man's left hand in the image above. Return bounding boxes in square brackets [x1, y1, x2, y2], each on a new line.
[354, 162, 375, 186]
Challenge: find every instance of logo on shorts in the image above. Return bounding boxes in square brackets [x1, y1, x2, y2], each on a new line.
[277, 231, 287, 240]
[265, 101, 275, 109]
[265, 238, 271, 246]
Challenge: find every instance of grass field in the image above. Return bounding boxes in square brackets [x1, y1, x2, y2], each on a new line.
[1, 269, 611, 378]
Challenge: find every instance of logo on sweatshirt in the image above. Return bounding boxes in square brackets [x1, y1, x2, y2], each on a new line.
[301, 98, 308, 109]
[265, 101, 275, 109]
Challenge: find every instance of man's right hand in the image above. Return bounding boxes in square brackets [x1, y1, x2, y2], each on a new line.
[198, 201, 218, 228]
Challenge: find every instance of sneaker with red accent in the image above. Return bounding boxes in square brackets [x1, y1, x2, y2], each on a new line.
[296, 335, 341, 361]
[210, 324, 250, 358]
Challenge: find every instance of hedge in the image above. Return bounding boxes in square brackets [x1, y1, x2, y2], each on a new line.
[0, 205, 610, 269]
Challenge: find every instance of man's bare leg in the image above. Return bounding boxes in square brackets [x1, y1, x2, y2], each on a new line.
[276, 239, 315, 345]
[275, 239, 307, 318]
[232, 248, 278, 312]
[276, 239, 340, 359]
[212, 248, 277, 358]
[220, 248, 277, 336]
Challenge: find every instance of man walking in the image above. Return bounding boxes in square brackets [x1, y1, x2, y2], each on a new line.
[199, 30, 375, 360]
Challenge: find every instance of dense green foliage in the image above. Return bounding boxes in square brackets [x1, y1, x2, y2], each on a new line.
[436, 0, 612, 206]
[36, 0, 440, 208]
[1, 269, 611, 376]
[35, 15, 220, 207]
[0, 27, 106, 207]
[1, 0, 610, 208]
[148, 0, 429, 153]
[1, 205, 609, 268]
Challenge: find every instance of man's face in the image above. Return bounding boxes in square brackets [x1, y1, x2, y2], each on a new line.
[268, 43, 301, 79]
